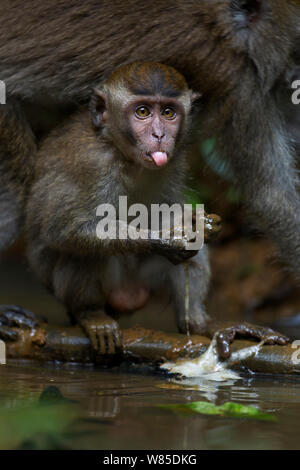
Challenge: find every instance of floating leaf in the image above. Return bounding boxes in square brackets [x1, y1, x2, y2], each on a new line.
[157, 401, 277, 422]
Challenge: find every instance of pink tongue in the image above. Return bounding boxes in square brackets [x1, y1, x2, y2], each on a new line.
[151, 151, 168, 167]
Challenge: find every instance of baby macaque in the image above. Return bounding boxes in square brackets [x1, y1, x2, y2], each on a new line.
[25, 62, 209, 356]
[0, 62, 288, 359]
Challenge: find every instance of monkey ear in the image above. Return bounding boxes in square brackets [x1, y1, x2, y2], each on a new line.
[90, 89, 107, 128]
[190, 91, 202, 103]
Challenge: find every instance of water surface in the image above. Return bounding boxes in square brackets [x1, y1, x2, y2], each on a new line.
[0, 361, 300, 450]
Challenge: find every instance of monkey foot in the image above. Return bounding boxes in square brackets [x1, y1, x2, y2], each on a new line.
[209, 321, 289, 359]
[0, 305, 44, 341]
[78, 311, 122, 357]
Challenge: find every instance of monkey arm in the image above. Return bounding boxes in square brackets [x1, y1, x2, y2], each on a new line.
[28, 181, 205, 264]
[38, 214, 198, 265]
[219, 83, 300, 278]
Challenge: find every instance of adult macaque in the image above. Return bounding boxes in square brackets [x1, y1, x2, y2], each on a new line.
[0, 62, 286, 359]
[0, 1, 297, 354]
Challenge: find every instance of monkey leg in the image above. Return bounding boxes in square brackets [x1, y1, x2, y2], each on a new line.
[45, 254, 122, 357]
[0, 304, 42, 341]
[73, 310, 122, 357]
[168, 247, 211, 334]
[0, 102, 36, 251]
[221, 85, 300, 279]
[205, 321, 290, 360]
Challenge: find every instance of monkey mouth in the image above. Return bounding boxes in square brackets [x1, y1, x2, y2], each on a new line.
[145, 151, 168, 168]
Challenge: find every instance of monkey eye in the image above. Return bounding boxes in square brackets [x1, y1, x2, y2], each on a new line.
[135, 106, 151, 119]
[162, 107, 176, 120]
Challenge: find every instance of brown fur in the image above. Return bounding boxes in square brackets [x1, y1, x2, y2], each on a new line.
[0, 1, 299, 277]
[0, 2, 299, 355]
[25, 63, 209, 354]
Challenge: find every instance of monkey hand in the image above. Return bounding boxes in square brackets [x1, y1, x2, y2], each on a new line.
[0, 305, 45, 341]
[153, 211, 222, 264]
[162, 240, 198, 265]
[203, 213, 222, 243]
[151, 237, 198, 265]
[206, 320, 289, 359]
[190, 211, 222, 243]
[78, 311, 122, 357]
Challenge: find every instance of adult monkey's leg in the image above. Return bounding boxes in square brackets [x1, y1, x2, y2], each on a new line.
[0, 101, 39, 341]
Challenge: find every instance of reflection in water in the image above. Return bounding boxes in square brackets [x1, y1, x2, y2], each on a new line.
[159, 378, 244, 402]
[0, 361, 300, 449]
[88, 396, 120, 419]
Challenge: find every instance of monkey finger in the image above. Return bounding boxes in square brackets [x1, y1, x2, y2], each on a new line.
[105, 329, 116, 355]
[277, 335, 290, 345]
[97, 329, 107, 356]
[237, 323, 289, 345]
[262, 333, 289, 345]
[114, 327, 123, 351]
[0, 311, 37, 329]
[80, 320, 99, 351]
[216, 337, 231, 359]
[0, 305, 46, 327]
[262, 327, 289, 344]
[0, 325, 18, 341]
[7, 305, 41, 321]
[216, 329, 236, 359]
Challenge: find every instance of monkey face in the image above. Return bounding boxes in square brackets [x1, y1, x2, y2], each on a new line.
[90, 62, 195, 169]
[123, 96, 186, 170]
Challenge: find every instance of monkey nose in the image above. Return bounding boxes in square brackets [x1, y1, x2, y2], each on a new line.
[152, 132, 165, 143]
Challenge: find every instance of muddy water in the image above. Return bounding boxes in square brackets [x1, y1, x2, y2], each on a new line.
[1, 361, 300, 450]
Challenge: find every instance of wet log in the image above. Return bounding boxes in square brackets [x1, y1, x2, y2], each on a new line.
[5, 324, 300, 375]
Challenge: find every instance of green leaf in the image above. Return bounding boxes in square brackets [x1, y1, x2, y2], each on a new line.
[157, 401, 277, 422]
